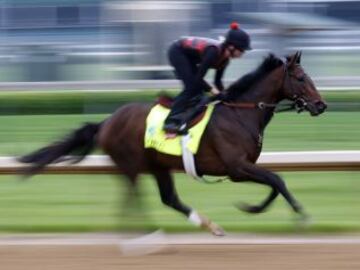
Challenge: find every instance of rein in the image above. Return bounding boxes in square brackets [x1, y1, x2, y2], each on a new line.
[221, 101, 297, 113]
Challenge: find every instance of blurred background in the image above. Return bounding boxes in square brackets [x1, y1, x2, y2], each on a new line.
[0, 0, 358, 234]
[0, 0, 359, 84]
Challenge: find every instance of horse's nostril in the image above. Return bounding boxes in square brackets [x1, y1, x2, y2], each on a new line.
[315, 101, 327, 112]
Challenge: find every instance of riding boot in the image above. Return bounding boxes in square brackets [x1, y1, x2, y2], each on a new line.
[163, 94, 202, 134]
[163, 102, 187, 134]
[177, 95, 210, 133]
[163, 113, 185, 133]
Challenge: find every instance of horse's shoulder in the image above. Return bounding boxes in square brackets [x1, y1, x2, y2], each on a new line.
[209, 104, 261, 146]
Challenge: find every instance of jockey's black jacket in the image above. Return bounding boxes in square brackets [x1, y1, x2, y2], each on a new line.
[169, 37, 229, 92]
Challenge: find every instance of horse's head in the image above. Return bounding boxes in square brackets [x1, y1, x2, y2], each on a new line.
[282, 51, 327, 116]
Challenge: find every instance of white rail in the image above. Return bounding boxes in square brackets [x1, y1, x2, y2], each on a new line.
[0, 151, 359, 175]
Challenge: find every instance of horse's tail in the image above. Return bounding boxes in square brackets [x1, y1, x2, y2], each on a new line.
[18, 122, 101, 176]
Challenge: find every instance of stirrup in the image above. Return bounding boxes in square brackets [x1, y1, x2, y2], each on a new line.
[177, 123, 189, 135]
[163, 125, 188, 139]
[163, 122, 179, 132]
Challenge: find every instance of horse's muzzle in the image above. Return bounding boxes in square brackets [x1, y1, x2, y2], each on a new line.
[307, 100, 327, 116]
[316, 100, 327, 114]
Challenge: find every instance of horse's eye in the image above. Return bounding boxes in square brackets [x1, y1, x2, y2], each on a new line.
[297, 76, 305, 82]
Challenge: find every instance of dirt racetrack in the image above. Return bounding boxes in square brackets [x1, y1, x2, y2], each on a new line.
[0, 234, 359, 270]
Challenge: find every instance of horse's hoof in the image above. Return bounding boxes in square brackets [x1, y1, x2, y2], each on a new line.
[294, 213, 312, 229]
[235, 202, 263, 214]
[197, 213, 226, 236]
[208, 222, 226, 237]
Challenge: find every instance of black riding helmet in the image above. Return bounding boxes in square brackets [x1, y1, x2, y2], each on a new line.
[225, 22, 252, 51]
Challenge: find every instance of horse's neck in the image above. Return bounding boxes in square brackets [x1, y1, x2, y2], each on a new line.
[239, 66, 284, 105]
[237, 66, 284, 130]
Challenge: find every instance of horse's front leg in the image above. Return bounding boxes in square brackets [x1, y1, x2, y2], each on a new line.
[151, 168, 225, 236]
[228, 162, 309, 221]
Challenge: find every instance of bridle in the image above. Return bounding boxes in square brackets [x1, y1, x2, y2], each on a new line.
[283, 63, 309, 113]
[222, 63, 308, 113]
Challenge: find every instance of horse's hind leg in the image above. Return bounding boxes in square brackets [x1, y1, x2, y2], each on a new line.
[229, 162, 308, 219]
[108, 154, 153, 231]
[236, 187, 278, 214]
[151, 168, 225, 236]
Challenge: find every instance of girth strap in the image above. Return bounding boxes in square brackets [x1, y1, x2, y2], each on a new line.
[181, 134, 226, 184]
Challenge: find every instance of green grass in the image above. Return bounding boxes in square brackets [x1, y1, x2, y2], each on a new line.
[0, 172, 358, 233]
[0, 114, 107, 155]
[264, 111, 360, 151]
[0, 90, 358, 114]
[0, 111, 358, 233]
[0, 111, 358, 155]
[0, 90, 160, 115]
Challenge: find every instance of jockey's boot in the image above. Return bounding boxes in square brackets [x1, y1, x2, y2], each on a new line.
[163, 94, 202, 135]
[177, 95, 211, 132]
[163, 112, 186, 134]
[163, 121, 181, 134]
[163, 117, 189, 135]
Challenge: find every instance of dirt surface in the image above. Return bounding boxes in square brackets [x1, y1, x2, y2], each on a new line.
[0, 243, 359, 270]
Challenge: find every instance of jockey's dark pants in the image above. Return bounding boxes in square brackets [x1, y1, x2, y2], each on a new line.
[164, 44, 203, 126]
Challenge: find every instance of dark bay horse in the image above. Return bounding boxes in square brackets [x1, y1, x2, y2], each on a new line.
[19, 52, 327, 235]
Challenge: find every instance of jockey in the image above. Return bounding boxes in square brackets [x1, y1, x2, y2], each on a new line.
[163, 22, 252, 134]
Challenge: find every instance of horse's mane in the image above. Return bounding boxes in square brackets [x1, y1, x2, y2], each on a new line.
[225, 54, 284, 100]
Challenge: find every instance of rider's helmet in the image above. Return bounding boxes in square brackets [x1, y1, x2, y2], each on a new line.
[224, 22, 252, 51]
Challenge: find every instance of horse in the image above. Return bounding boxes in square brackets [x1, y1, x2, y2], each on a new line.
[19, 51, 327, 236]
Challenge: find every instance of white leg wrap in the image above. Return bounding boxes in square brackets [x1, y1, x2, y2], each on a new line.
[188, 210, 202, 227]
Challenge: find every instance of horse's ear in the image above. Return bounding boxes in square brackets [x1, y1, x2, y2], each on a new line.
[296, 51, 302, 64]
[286, 52, 297, 68]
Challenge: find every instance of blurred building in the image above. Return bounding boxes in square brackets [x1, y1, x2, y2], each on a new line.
[0, 0, 359, 84]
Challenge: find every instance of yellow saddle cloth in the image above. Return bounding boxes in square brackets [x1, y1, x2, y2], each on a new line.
[144, 104, 215, 156]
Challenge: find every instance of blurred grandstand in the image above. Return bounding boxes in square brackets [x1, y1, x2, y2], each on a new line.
[0, 0, 359, 89]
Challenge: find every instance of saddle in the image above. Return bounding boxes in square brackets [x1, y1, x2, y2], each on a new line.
[144, 100, 216, 156]
[157, 95, 208, 130]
